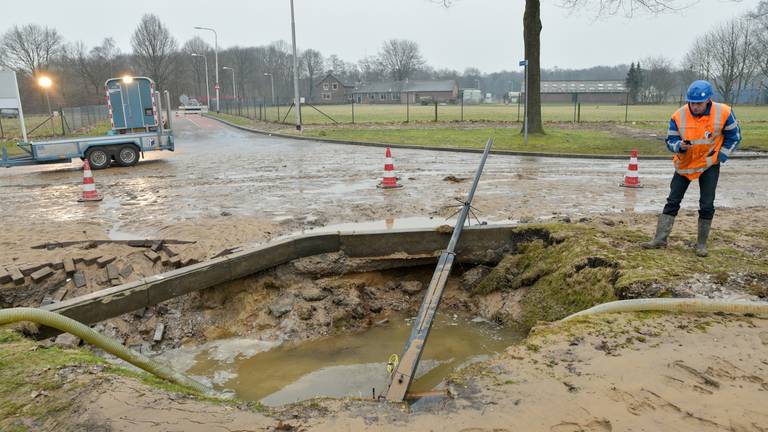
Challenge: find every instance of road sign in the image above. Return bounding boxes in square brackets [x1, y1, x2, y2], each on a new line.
[519, 60, 528, 67]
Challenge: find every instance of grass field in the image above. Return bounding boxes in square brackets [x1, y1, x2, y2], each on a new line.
[224, 103, 768, 125]
[1, 117, 112, 157]
[211, 108, 768, 156]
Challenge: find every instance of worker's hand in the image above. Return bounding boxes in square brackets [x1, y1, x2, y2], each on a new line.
[680, 141, 693, 151]
[717, 151, 729, 164]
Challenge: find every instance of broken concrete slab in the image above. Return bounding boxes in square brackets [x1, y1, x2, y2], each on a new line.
[301, 286, 329, 302]
[153, 323, 165, 342]
[144, 250, 161, 263]
[119, 264, 134, 278]
[63, 258, 76, 275]
[400, 281, 424, 295]
[54, 333, 81, 349]
[73, 271, 87, 288]
[269, 296, 294, 318]
[31, 267, 54, 282]
[97, 256, 116, 268]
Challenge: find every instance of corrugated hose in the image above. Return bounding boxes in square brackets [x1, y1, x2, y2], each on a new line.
[562, 298, 768, 321]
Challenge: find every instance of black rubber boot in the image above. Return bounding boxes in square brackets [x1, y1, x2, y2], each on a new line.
[695, 218, 712, 257]
[641, 214, 675, 249]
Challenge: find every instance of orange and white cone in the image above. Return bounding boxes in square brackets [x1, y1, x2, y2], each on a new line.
[620, 148, 642, 188]
[78, 160, 103, 202]
[378, 147, 403, 189]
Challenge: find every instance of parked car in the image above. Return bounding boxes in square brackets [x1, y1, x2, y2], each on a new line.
[0, 108, 19, 119]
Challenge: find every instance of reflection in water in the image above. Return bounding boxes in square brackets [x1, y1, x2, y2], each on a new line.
[161, 313, 523, 406]
[623, 187, 638, 213]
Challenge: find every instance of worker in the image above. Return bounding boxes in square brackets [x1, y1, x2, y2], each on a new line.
[642, 80, 741, 257]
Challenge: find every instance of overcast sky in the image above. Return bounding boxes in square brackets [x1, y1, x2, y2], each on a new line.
[1, 0, 760, 72]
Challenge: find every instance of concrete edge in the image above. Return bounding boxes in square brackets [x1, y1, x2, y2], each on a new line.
[202, 113, 768, 161]
[39, 224, 522, 333]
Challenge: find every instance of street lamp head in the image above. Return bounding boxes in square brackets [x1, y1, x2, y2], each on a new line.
[121, 75, 134, 84]
[191, 53, 200, 57]
[223, 67, 232, 71]
[264, 73, 271, 76]
[37, 76, 52, 89]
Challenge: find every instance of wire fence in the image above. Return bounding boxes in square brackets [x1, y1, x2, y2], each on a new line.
[0, 105, 109, 141]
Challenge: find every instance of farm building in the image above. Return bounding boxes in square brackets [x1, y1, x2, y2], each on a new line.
[313, 73, 355, 104]
[523, 80, 628, 104]
[351, 80, 458, 104]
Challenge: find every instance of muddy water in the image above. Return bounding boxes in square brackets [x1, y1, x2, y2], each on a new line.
[159, 313, 523, 406]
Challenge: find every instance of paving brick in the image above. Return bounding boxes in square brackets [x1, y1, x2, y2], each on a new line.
[119, 264, 134, 278]
[10, 268, 25, 285]
[30, 267, 53, 282]
[144, 250, 161, 263]
[0, 268, 10, 284]
[168, 256, 181, 267]
[97, 256, 116, 268]
[151, 241, 163, 252]
[153, 323, 165, 342]
[106, 263, 120, 281]
[63, 258, 76, 275]
[20, 263, 48, 276]
[73, 271, 87, 288]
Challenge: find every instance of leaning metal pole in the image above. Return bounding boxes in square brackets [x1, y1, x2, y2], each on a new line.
[385, 137, 494, 402]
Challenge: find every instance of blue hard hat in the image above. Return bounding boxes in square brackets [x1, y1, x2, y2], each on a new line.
[686, 80, 713, 103]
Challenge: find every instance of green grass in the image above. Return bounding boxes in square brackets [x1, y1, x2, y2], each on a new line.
[2, 121, 112, 157]
[301, 126, 663, 155]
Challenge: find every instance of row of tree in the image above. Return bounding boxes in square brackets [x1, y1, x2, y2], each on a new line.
[2, 4, 768, 114]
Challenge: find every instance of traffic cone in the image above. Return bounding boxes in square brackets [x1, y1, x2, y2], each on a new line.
[378, 147, 403, 189]
[78, 160, 103, 202]
[620, 148, 643, 188]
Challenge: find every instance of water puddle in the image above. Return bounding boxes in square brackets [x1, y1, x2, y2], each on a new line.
[157, 313, 523, 406]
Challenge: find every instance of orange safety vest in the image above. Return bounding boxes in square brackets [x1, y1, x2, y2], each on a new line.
[671, 102, 731, 180]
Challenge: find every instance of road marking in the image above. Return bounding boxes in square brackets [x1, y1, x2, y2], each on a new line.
[184, 115, 203, 128]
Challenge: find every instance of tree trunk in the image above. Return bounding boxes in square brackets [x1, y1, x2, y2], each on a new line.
[523, 0, 544, 134]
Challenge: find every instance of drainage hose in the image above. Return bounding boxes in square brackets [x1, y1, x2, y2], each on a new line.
[0, 307, 208, 393]
[562, 298, 768, 321]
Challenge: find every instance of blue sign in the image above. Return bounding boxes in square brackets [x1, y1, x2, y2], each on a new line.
[519, 60, 528, 66]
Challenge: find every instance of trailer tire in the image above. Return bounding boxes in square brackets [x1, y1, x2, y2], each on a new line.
[86, 148, 111, 170]
[115, 145, 140, 167]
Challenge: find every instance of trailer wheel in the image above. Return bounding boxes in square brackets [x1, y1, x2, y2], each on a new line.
[115, 145, 140, 167]
[86, 148, 111, 170]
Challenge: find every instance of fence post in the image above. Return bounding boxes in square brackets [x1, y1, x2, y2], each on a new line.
[461, 96, 464, 122]
[59, 108, 65, 135]
[0, 116, 4, 138]
[624, 92, 629, 123]
[351, 100, 355, 124]
[577, 103, 581, 123]
[406, 93, 410, 123]
[434, 101, 438, 122]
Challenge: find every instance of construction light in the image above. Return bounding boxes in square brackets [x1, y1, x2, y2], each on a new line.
[37, 76, 52, 88]
[122, 75, 134, 84]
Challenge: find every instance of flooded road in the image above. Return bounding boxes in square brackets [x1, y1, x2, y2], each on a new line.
[155, 313, 523, 406]
[1, 115, 766, 251]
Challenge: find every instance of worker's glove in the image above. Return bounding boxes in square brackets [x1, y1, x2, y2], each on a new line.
[717, 151, 729, 164]
[668, 140, 682, 153]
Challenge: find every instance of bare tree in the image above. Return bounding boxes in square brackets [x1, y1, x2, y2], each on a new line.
[377, 39, 425, 81]
[0, 24, 62, 76]
[638, 56, 676, 103]
[685, 17, 759, 104]
[182, 36, 212, 101]
[302, 49, 324, 101]
[130, 14, 178, 91]
[75, 38, 122, 98]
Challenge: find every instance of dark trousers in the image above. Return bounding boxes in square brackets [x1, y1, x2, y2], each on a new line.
[662, 163, 720, 220]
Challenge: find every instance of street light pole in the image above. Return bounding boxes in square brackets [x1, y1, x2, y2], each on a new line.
[191, 53, 210, 108]
[264, 72, 275, 121]
[194, 26, 220, 112]
[289, 0, 302, 131]
[38, 76, 55, 136]
[223, 67, 236, 100]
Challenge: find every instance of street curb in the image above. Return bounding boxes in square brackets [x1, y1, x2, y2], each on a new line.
[202, 114, 768, 161]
